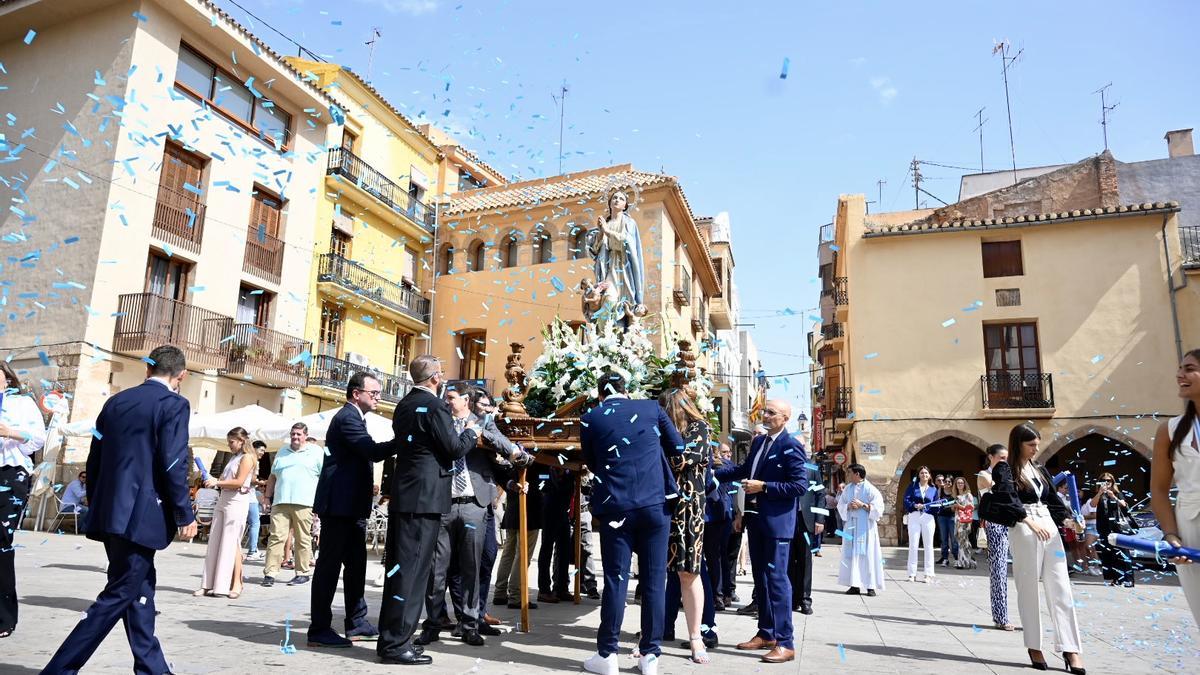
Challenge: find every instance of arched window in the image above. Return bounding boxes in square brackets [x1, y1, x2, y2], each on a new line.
[570, 227, 587, 260]
[503, 232, 521, 268]
[468, 240, 486, 272]
[534, 230, 553, 264]
[438, 244, 455, 275]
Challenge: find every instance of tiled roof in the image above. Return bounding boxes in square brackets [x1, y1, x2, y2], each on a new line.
[441, 164, 678, 216]
[863, 202, 1180, 238]
[337, 67, 440, 153]
[442, 144, 509, 185]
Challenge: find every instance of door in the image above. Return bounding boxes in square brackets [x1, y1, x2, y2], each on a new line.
[144, 252, 190, 343]
[983, 322, 1042, 406]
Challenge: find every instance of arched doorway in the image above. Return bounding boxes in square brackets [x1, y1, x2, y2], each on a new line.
[895, 436, 987, 545]
[1042, 432, 1151, 505]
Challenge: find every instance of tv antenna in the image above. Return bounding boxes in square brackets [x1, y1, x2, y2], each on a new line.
[992, 40, 1022, 184]
[973, 107, 988, 172]
[551, 81, 569, 174]
[1094, 82, 1119, 151]
[365, 27, 382, 80]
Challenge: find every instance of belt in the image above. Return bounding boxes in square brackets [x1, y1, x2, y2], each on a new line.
[452, 496, 475, 505]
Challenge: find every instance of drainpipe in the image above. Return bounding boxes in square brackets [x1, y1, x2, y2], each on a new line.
[425, 200, 439, 357]
[1162, 213, 1186, 361]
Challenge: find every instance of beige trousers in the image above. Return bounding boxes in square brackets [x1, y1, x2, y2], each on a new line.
[1008, 505, 1082, 653]
[493, 529, 540, 601]
[264, 504, 313, 577]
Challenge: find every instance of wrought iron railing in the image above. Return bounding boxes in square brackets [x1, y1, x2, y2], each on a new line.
[308, 353, 411, 404]
[1182, 226, 1200, 266]
[113, 293, 231, 369]
[317, 253, 431, 323]
[151, 186, 206, 254]
[243, 227, 285, 284]
[981, 372, 1055, 409]
[674, 266, 692, 305]
[821, 322, 844, 340]
[445, 378, 498, 397]
[832, 387, 852, 418]
[225, 323, 310, 388]
[326, 147, 436, 231]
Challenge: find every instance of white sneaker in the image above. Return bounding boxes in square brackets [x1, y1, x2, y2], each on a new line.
[638, 653, 659, 675]
[583, 652, 618, 675]
[924, 575, 935, 583]
[247, 551, 265, 561]
[907, 575, 916, 582]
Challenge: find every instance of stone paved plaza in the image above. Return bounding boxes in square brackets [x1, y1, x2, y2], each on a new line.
[6, 531, 1197, 674]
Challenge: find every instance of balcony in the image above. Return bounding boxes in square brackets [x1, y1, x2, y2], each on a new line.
[691, 316, 705, 333]
[1183, 226, 1200, 268]
[151, 186, 206, 255]
[326, 147, 435, 232]
[831, 387, 852, 418]
[317, 253, 431, 325]
[113, 293, 231, 370]
[225, 323, 311, 388]
[821, 322, 844, 340]
[308, 353, 411, 404]
[981, 372, 1055, 415]
[820, 276, 848, 305]
[243, 227, 285, 284]
[673, 266, 692, 305]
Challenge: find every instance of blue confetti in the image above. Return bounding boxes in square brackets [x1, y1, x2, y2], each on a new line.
[779, 56, 790, 79]
[23, 30, 36, 45]
[387, 564, 400, 577]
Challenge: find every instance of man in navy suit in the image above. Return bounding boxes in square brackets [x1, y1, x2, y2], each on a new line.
[308, 371, 396, 648]
[44, 345, 197, 674]
[716, 400, 806, 664]
[580, 372, 684, 675]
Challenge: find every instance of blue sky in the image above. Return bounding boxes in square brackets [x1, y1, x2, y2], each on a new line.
[229, 0, 1200, 422]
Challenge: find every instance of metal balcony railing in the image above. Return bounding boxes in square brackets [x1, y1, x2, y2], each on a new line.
[151, 186, 206, 254]
[326, 147, 435, 231]
[981, 372, 1055, 409]
[225, 323, 310, 388]
[673, 266, 692, 305]
[832, 387, 852, 418]
[1182, 226, 1200, 267]
[317, 253, 431, 323]
[308, 353, 411, 404]
[445, 378, 498, 397]
[243, 227, 285, 284]
[821, 322, 844, 340]
[113, 293, 231, 369]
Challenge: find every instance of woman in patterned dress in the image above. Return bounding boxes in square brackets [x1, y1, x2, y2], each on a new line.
[659, 388, 711, 664]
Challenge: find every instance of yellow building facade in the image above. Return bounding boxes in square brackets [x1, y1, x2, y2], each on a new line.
[811, 153, 1200, 545]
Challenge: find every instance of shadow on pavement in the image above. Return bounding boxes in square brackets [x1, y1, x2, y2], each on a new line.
[845, 612, 1023, 631]
[39, 563, 107, 574]
[21, 595, 94, 613]
[838, 642, 1016, 668]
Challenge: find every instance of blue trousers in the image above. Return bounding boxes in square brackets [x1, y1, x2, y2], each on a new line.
[703, 517, 731, 604]
[748, 520, 794, 649]
[937, 514, 959, 560]
[44, 538, 170, 675]
[664, 558, 718, 638]
[597, 503, 670, 657]
[245, 497, 261, 554]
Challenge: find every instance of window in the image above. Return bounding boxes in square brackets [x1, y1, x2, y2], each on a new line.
[249, 186, 284, 239]
[145, 251, 191, 300]
[983, 322, 1041, 404]
[318, 302, 344, 357]
[341, 129, 358, 152]
[173, 43, 293, 148]
[982, 240, 1023, 278]
[503, 233, 520, 268]
[469, 240, 486, 272]
[534, 230, 553, 264]
[236, 285, 272, 327]
[403, 247, 420, 285]
[330, 227, 352, 259]
[459, 330, 486, 379]
[570, 227, 587, 260]
[393, 331, 412, 376]
[438, 244, 455, 275]
[458, 170, 485, 192]
[154, 142, 207, 247]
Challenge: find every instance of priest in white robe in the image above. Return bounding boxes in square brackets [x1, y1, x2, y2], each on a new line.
[837, 463, 885, 595]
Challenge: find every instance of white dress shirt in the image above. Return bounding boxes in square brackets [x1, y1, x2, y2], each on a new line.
[0, 393, 47, 471]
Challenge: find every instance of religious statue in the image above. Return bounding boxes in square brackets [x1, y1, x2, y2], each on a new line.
[587, 189, 647, 328]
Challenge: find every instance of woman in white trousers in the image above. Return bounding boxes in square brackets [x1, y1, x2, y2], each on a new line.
[903, 466, 938, 582]
[1151, 348, 1200, 627]
[993, 424, 1084, 674]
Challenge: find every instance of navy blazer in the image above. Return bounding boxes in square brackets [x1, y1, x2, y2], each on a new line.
[84, 380, 193, 550]
[580, 398, 684, 517]
[313, 403, 394, 519]
[903, 483, 940, 514]
[715, 431, 807, 539]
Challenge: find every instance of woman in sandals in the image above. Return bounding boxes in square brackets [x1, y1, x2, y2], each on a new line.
[196, 427, 256, 599]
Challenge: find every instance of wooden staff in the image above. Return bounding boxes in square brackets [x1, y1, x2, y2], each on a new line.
[574, 471, 583, 604]
[518, 466, 530, 632]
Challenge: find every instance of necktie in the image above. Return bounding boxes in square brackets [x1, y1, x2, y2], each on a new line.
[752, 436, 773, 479]
[454, 457, 468, 495]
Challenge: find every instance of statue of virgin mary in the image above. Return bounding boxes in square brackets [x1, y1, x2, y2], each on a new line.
[586, 190, 647, 328]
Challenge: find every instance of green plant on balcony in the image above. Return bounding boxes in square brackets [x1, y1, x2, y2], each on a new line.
[230, 343, 266, 363]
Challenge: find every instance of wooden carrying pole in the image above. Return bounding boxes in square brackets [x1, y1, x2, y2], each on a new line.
[574, 473, 583, 604]
[517, 466, 530, 632]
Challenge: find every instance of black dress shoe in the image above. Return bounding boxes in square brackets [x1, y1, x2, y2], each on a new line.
[479, 623, 501, 636]
[736, 603, 758, 616]
[586, 588, 601, 600]
[492, 595, 509, 606]
[800, 606, 814, 615]
[508, 601, 537, 610]
[461, 628, 485, 646]
[663, 630, 676, 643]
[413, 628, 440, 646]
[866, 589, 877, 597]
[845, 587, 861, 595]
[381, 649, 432, 665]
[714, 599, 725, 611]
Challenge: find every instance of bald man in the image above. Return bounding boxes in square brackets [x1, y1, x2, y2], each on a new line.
[715, 399, 807, 664]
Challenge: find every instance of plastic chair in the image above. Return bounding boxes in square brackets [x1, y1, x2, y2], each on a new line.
[50, 495, 80, 535]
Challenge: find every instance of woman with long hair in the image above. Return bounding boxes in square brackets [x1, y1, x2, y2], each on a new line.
[1150, 348, 1200, 625]
[977, 443, 1014, 631]
[196, 427, 256, 598]
[903, 466, 938, 582]
[951, 477, 977, 569]
[658, 388, 712, 664]
[992, 424, 1084, 673]
[1090, 472, 1135, 586]
[0, 362, 47, 638]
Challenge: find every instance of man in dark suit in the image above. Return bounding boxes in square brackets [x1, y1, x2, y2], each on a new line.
[580, 372, 683, 675]
[376, 355, 478, 666]
[706, 443, 735, 611]
[416, 386, 526, 647]
[790, 462, 825, 615]
[44, 345, 198, 674]
[716, 400, 806, 664]
[308, 371, 395, 648]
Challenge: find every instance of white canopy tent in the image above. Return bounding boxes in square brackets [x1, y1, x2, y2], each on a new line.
[291, 409, 395, 443]
[187, 404, 294, 451]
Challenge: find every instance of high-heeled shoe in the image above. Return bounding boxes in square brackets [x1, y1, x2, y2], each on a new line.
[1027, 649, 1048, 670]
[1061, 652, 1086, 675]
[687, 636, 710, 664]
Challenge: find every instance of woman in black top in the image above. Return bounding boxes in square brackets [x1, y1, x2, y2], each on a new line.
[1091, 472, 1135, 587]
[992, 424, 1085, 674]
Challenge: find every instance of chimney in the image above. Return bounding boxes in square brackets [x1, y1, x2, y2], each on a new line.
[1165, 128, 1194, 158]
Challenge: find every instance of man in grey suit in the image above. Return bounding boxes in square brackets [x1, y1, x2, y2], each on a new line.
[416, 386, 527, 647]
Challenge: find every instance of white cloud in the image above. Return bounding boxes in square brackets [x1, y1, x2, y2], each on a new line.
[869, 76, 898, 104]
[849, 56, 867, 67]
[354, 0, 439, 15]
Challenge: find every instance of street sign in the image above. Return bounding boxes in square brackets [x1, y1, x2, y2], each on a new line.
[833, 450, 847, 466]
[860, 441, 882, 456]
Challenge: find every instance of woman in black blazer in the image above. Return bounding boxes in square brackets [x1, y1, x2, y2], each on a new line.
[992, 424, 1085, 674]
